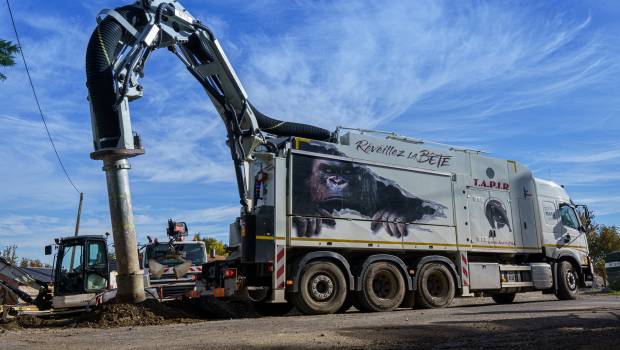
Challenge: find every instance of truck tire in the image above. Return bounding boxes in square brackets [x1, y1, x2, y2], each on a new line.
[253, 302, 294, 317]
[291, 261, 347, 315]
[415, 263, 455, 309]
[555, 261, 579, 300]
[492, 293, 516, 304]
[356, 262, 405, 312]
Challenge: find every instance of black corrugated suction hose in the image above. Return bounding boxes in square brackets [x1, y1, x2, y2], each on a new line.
[86, 6, 333, 147]
[86, 6, 145, 149]
[249, 104, 332, 141]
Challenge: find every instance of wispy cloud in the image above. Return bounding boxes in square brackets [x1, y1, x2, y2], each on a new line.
[236, 1, 612, 132]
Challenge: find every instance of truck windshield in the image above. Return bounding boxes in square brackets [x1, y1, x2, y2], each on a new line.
[145, 243, 205, 267]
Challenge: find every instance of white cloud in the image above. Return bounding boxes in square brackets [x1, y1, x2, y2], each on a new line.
[237, 1, 612, 132]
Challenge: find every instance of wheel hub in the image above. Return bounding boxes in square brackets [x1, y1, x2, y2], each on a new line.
[427, 272, 448, 298]
[310, 274, 334, 301]
[566, 270, 577, 291]
[372, 271, 396, 299]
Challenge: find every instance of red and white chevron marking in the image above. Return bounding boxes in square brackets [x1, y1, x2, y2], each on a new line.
[461, 253, 470, 286]
[275, 245, 286, 289]
[161, 265, 202, 275]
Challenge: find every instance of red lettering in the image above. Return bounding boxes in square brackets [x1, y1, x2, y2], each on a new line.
[502, 183, 510, 190]
[474, 179, 479, 186]
[489, 181, 496, 188]
[480, 180, 487, 187]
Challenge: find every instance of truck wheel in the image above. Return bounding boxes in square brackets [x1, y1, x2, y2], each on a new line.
[492, 293, 516, 304]
[292, 261, 347, 315]
[253, 302, 294, 317]
[415, 263, 455, 309]
[357, 262, 405, 312]
[555, 261, 579, 300]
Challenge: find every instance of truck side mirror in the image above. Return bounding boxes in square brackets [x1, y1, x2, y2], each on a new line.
[44, 245, 53, 255]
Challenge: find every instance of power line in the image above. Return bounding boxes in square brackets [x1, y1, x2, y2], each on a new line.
[6, 0, 81, 194]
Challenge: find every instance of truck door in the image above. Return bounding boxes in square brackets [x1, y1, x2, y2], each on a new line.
[488, 190, 516, 247]
[468, 188, 492, 246]
[468, 189, 516, 249]
[558, 203, 584, 248]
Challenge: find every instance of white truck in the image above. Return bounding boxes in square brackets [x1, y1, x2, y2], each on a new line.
[83, 1, 593, 315]
[142, 220, 207, 301]
[203, 133, 593, 314]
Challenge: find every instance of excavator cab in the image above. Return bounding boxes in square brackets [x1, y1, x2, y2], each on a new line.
[48, 236, 110, 305]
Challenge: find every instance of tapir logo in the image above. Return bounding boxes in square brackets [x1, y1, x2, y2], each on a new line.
[485, 199, 512, 232]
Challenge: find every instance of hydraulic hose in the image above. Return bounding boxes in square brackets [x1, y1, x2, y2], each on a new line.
[249, 104, 332, 141]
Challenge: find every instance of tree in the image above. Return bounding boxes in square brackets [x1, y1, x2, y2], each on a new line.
[193, 234, 227, 256]
[1, 245, 18, 265]
[0, 39, 20, 81]
[18, 258, 48, 268]
[584, 208, 620, 284]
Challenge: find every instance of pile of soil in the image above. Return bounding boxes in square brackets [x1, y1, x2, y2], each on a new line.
[0, 298, 268, 330]
[73, 299, 202, 328]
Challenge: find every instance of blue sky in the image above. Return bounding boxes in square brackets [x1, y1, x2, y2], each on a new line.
[1, 0, 618, 262]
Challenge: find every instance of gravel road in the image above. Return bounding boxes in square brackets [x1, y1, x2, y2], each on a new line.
[1, 292, 619, 349]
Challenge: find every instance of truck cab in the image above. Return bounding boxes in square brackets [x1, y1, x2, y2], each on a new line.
[536, 178, 592, 288]
[142, 221, 207, 300]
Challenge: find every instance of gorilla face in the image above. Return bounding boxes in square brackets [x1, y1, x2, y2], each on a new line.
[310, 159, 353, 203]
[485, 199, 512, 232]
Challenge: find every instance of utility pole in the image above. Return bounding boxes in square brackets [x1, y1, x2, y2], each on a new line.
[74, 192, 84, 236]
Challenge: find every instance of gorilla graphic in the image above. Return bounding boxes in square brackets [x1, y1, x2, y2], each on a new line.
[292, 142, 446, 238]
[485, 199, 512, 232]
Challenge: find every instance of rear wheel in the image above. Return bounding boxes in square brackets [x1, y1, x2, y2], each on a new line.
[492, 293, 516, 304]
[415, 263, 455, 309]
[356, 262, 405, 312]
[555, 261, 579, 300]
[291, 261, 347, 315]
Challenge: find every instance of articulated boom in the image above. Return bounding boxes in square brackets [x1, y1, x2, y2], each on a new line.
[89, 0, 265, 208]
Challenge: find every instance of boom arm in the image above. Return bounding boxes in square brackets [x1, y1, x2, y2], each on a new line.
[86, 0, 332, 209]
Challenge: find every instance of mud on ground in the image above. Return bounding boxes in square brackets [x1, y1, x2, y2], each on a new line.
[0, 298, 262, 330]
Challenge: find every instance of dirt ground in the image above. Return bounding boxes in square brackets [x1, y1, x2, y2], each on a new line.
[1, 292, 619, 349]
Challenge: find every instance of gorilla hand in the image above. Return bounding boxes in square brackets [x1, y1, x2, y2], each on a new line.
[370, 209, 409, 238]
[293, 209, 336, 237]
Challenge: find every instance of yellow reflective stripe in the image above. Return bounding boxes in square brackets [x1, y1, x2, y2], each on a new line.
[543, 243, 587, 249]
[291, 237, 402, 245]
[255, 235, 285, 241]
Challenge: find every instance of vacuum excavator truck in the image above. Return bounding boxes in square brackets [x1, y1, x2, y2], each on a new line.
[203, 133, 594, 314]
[83, 1, 593, 316]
